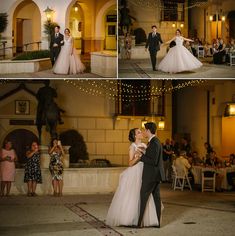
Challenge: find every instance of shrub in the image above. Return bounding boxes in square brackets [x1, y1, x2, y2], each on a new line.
[0, 13, 8, 34]
[133, 28, 147, 45]
[12, 50, 50, 60]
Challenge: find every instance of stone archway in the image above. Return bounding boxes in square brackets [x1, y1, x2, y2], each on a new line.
[4, 129, 39, 166]
[95, 0, 117, 50]
[65, 0, 85, 53]
[12, 0, 41, 53]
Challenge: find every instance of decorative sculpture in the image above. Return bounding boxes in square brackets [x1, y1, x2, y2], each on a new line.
[36, 80, 64, 143]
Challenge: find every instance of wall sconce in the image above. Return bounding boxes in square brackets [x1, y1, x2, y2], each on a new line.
[44, 6, 54, 22]
[224, 104, 235, 116]
[209, 15, 213, 21]
[180, 23, 184, 28]
[172, 23, 176, 28]
[74, 1, 79, 12]
[158, 119, 165, 130]
[141, 118, 148, 129]
[222, 16, 226, 22]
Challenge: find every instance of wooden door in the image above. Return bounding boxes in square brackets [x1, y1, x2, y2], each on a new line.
[16, 19, 23, 53]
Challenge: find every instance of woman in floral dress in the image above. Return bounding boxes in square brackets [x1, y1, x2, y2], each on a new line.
[24, 141, 42, 196]
[49, 139, 64, 196]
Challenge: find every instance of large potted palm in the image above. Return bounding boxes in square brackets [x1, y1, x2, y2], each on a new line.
[43, 21, 58, 48]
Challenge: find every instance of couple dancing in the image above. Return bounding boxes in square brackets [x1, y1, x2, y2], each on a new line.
[50, 25, 85, 75]
[146, 25, 202, 73]
[106, 122, 165, 228]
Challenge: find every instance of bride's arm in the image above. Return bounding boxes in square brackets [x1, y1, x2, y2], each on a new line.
[164, 36, 176, 45]
[128, 146, 140, 167]
[182, 36, 194, 42]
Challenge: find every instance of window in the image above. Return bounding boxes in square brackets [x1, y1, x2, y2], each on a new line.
[161, 0, 185, 22]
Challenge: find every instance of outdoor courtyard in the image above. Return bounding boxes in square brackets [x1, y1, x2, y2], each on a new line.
[118, 58, 235, 78]
[0, 184, 235, 236]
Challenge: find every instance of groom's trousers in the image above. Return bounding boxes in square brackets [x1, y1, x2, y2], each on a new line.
[138, 181, 161, 227]
[50, 47, 61, 66]
[149, 50, 157, 70]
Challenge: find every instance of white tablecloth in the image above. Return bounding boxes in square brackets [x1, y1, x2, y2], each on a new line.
[192, 166, 235, 190]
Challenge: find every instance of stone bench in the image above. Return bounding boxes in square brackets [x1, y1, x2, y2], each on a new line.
[90, 51, 117, 78]
[0, 58, 51, 74]
[10, 167, 126, 195]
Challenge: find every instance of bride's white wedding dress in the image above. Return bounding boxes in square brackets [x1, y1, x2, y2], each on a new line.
[53, 36, 85, 75]
[106, 142, 163, 227]
[158, 36, 202, 73]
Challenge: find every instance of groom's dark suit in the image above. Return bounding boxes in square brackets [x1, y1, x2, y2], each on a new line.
[138, 136, 165, 227]
[145, 32, 163, 70]
[50, 32, 64, 66]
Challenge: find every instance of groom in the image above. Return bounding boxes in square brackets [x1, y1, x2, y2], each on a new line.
[145, 25, 163, 71]
[138, 122, 165, 228]
[50, 25, 64, 66]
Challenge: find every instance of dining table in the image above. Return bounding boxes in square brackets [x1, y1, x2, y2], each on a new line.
[192, 165, 235, 190]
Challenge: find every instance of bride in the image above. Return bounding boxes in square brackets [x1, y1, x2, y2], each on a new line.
[53, 28, 85, 75]
[158, 29, 202, 73]
[106, 128, 163, 227]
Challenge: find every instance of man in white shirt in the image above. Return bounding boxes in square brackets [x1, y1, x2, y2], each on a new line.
[174, 151, 194, 187]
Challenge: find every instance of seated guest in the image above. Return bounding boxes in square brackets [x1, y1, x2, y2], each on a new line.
[184, 41, 193, 55]
[213, 38, 226, 64]
[204, 42, 211, 57]
[205, 151, 224, 192]
[204, 142, 213, 160]
[181, 138, 191, 156]
[174, 151, 194, 186]
[226, 39, 235, 63]
[229, 154, 235, 166]
[227, 154, 235, 190]
[191, 151, 203, 166]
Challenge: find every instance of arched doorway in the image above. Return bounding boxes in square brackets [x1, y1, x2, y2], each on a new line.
[4, 129, 39, 166]
[95, 0, 117, 51]
[228, 11, 235, 39]
[12, 0, 41, 53]
[105, 7, 117, 50]
[66, 1, 85, 54]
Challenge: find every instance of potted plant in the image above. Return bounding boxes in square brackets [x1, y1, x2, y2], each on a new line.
[43, 21, 59, 46]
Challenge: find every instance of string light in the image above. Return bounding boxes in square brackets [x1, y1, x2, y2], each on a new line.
[0, 79, 206, 102]
[64, 79, 207, 102]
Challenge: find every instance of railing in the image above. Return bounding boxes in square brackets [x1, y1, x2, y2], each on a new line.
[24, 41, 41, 51]
[0, 41, 42, 60]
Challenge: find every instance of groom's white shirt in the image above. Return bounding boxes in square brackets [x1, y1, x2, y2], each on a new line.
[148, 135, 155, 143]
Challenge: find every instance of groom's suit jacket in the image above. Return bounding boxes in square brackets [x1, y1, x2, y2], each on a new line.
[141, 136, 165, 183]
[145, 32, 163, 52]
[50, 33, 64, 50]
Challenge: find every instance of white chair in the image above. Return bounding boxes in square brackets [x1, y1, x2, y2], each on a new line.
[197, 46, 204, 58]
[172, 165, 192, 191]
[201, 169, 216, 192]
[230, 52, 235, 66]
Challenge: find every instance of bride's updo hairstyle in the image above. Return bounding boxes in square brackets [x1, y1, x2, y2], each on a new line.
[128, 128, 138, 142]
[176, 29, 181, 35]
[64, 28, 71, 34]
